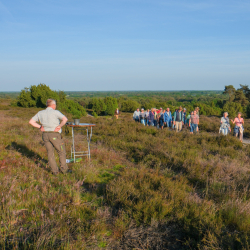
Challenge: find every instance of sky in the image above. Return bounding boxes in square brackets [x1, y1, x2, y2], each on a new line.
[0, 0, 250, 91]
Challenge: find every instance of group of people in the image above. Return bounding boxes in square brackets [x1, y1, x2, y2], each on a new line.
[220, 111, 244, 142]
[133, 107, 245, 141]
[133, 106, 200, 134]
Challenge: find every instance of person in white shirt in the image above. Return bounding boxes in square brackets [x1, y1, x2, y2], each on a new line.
[29, 99, 69, 175]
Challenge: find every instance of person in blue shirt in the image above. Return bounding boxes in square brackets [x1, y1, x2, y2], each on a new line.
[159, 109, 165, 130]
[148, 108, 155, 126]
[183, 108, 187, 127]
[164, 108, 172, 129]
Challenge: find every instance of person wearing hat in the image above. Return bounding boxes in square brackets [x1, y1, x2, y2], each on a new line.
[219, 112, 231, 135]
[173, 106, 184, 132]
[133, 108, 140, 122]
[139, 108, 146, 125]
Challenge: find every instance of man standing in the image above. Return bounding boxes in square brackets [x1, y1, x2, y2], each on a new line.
[159, 109, 165, 130]
[164, 108, 172, 129]
[133, 108, 140, 122]
[29, 99, 69, 175]
[148, 108, 155, 126]
[183, 108, 187, 127]
[174, 106, 184, 132]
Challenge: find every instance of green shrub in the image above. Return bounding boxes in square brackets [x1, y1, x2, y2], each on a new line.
[17, 84, 86, 117]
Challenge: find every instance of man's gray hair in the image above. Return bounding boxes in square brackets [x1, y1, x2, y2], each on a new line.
[46, 99, 56, 107]
[223, 112, 228, 116]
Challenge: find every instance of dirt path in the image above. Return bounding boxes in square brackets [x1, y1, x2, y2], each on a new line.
[243, 139, 250, 144]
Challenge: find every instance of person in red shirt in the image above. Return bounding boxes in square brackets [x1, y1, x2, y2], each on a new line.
[156, 108, 162, 114]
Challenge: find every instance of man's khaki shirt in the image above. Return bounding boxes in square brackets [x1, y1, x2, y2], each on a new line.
[32, 107, 65, 133]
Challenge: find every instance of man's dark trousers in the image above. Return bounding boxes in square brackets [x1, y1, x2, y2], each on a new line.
[42, 132, 68, 174]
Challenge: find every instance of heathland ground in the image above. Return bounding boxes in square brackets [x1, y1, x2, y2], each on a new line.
[1, 99, 250, 249]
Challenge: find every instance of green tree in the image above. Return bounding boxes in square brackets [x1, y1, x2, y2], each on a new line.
[59, 99, 86, 117]
[17, 89, 36, 107]
[121, 100, 140, 112]
[223, 85, 236, 102]
[234, 89, 249, 106]
[58, 91, 66, 102]
[239, 84, 250, 100]
[143, 101, 155, 110]
[30, 84, 59, 107]
[223, 102, 243, 118]
[104, 97, 118, 115]
[246, 104, 250, 118]
[89, 98, 107, 115]
[17, 84, 86, 117]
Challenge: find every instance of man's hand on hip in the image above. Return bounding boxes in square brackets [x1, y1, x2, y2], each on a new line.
[54, 126, 61, 132]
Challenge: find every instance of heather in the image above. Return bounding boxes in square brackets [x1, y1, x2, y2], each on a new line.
[1, 102, 250, 249]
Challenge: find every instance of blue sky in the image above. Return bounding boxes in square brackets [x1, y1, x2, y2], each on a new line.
[0, 0, 250, 91]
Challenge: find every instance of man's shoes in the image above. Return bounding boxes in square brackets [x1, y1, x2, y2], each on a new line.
[60, 169, 72, 174]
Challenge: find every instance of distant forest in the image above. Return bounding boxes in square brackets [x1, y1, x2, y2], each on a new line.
[2, 84, 250, 118]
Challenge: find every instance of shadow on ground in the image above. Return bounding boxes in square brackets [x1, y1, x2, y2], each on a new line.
[6, 142, 49, 172]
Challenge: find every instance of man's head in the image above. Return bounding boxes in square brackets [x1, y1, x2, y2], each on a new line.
[141, 108, 144, 112]
[167, 108, 170, 112]
[184, 108, 186, 112]
[193, 111, 197, 115]
[179, 106, 182, 111]
[46, 99, 56, 109]
[137, 108, 139, 112]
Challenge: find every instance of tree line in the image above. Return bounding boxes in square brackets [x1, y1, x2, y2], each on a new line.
[15, 84, 250, 118]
